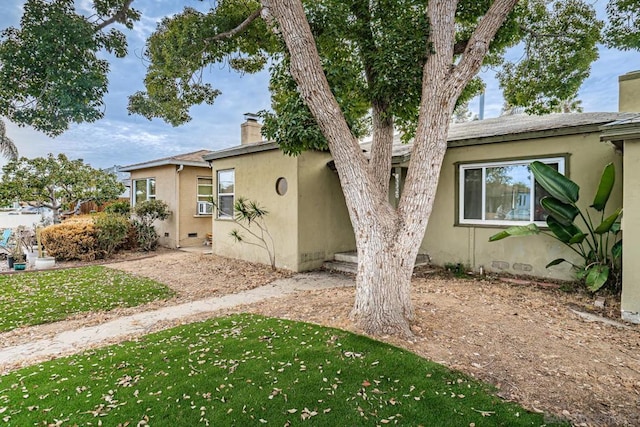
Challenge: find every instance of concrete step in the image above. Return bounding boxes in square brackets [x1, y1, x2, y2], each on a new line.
[415, 253, 431, 266]
[322, 260, 357, 275]
[333, 252, 430, 266]
[334, 251, 357, 263]
[325, 252, 431, 276]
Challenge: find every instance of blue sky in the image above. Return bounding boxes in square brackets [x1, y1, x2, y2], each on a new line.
[0, 1, 638, 170]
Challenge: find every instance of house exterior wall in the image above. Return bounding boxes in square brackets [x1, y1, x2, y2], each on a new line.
[177, 166, 213, 247]
[421, 131, 623, 280]
[622, 138, 640, 322]
[297, 151, 355, 270]
[618, 71, 640, 112]
[129, 165, 176, 247]
[211, 149, 355, 271]
[129, 165, 212, 249]
[211, 149, 300, 270]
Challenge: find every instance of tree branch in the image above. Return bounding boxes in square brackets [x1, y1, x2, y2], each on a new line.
[95, 0, 135, 31]
[453, 0, 519, 83]
[399, 0, 518, 231]
[207, 8, 262, 42]
[264, 0, 374, 220]
[519, 24, 566, 40]
[368, 102, 394, 197]
[347, 2, 394, 196]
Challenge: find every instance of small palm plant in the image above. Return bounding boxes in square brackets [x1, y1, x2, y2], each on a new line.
[490, 162, 622, 292]
[229, 197, 276, 270]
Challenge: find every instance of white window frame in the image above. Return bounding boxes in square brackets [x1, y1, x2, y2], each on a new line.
[132, 178, 156, 206]
[197, 201, 213, 215]
[216, 169, 235, 219]
[458, 157, 565, 226]
[196, 177, 213, 215]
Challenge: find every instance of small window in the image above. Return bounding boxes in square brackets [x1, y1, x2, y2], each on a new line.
[133, 178, 156, 206]
[217, 169, 235, 219]
[459, 157, 565, 226]
[197, 177, 213, 215]
[275, 177, 288, 196]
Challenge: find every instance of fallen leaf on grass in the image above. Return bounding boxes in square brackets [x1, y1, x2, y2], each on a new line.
[301, 408, 318, 420]
[472, 408, 495, 417]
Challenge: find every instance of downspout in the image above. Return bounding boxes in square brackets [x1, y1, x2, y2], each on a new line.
[175, 164, 184, 248]
[206, 159, 214, 250]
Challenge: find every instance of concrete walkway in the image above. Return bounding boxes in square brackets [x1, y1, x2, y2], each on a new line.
[0, 272, 354, 370]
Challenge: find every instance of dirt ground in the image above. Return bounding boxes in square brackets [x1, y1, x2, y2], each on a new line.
[2, 250, 639, 426]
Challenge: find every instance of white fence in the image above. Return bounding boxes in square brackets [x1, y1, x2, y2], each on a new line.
[0, 213, 44, 229]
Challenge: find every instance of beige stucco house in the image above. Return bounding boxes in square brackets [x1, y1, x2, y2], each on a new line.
[120, 150, 214, 248]
[204, 72, 640, 324]
[204, 115, 355, 271]
[206, 113, 631, 274]
[600, 71, 640, 323]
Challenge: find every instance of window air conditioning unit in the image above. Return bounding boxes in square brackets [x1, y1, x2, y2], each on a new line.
[197, 201, 213, 215]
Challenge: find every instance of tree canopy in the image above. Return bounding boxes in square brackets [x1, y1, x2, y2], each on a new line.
[0, 0, 139, 136]
[604, 0, 640, 50]
[0, 1, 637, 138]
[0, 153, 125, 223]
[116, 0, 640, 147]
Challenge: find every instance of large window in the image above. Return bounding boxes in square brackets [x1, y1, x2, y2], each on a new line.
[217, 169, 235, 219]
[196, 177, 213, 215]
[133, 178, 156, 206]
[459, 157, 565, 226]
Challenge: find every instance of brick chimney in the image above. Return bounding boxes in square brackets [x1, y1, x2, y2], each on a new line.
[619, 71, 640, 112]
[241, 113, 263, 145]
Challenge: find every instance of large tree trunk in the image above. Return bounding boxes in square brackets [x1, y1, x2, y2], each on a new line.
[351, 222, 417, 336]
[266, 0, 519, 336]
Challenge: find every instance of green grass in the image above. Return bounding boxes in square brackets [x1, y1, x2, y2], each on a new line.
[0, 314, 567, 426]
[0, 266, 174, 332]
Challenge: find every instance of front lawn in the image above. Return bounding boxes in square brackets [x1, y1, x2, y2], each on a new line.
[0, 266, 174, 332]
[0, 314, 566, 426]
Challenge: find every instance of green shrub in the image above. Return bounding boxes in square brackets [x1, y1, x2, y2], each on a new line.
[121, 221, 139, 251]
[444, 262, 470, 278]
[94, 212, 129, 257]
[104, 200, 131, 216]
[132, 222, 158, 251]
[132, 200, 170, 251]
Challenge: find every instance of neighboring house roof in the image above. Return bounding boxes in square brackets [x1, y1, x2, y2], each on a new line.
[361, 112, 640, 163]
[119, 149, 214, 172]
[203, 141, 279, 161]
[600, 115, 640, 149]
[203, 112, 640, 163]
